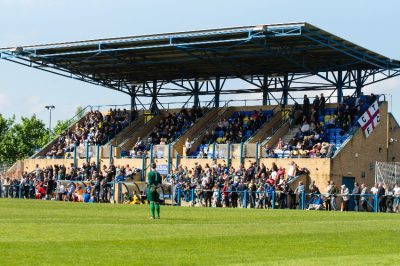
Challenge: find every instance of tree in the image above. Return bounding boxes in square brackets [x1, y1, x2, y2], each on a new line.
[0, 114, 48, 163]
[52, 119, 73, 137]
[75, 106, 85, 120]
[0, 114, 14, 137]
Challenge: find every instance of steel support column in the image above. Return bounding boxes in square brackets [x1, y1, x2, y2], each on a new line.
[262, 74, 270, 105]
[214, 77, 220, 108]
[129, 93, 137, 121]
[337, 70, 343, 103]
[150, 80, 158, 114]
[282, 74, 289, 106]
[193, 80, 200, 108]
[130, 93, 137, 111]
[356, 69, 362, 97]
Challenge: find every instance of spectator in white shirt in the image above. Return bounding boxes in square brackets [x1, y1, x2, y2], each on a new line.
[341, 185, 350, 211]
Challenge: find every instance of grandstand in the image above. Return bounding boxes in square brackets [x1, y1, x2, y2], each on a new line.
[1, 22, 400, 206]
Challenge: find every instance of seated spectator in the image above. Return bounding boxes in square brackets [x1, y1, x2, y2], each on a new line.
[301, 121, 310, 134]
[132, 137, 145, 155]
[276, 138, 284, 150]
[307, 195, 324, 210]
[184, 138, 193, 156]
[46, 109, 130, 158]
[148, 106, 207, 148]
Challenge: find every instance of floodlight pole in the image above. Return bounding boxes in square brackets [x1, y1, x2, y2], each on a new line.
[45, 105, 55, 142]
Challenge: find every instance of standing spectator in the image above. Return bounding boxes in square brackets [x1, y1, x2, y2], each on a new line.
[393, 184, 400, 213]
[360, 183, 369, 211]
[303, 94, 310, 119]
[184, 138, 193, 156]
[377, 183, 386, 212]
[212, 184, 219, 208]
[248, 179, 257, 208]
[255, 184, 266, 209]
[57, 183, 65, 201]
[46, 177, 55, 200]
[312, 95, 320, 117]
[287, 161, 297, 182]
[352, 182, 360, 211]
[237, 179, 246, 208]
[328, 181, 338, 211]
[221, 181, 230, 208]
[319, 93, 326, 116]
[3, 177, 11, 198]
[230, 181, 238, 208]
[341, 185, 350, 211]
[295, 181, 305, 209]
[324, 181, 332, 211]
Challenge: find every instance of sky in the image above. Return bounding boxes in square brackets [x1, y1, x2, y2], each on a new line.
[0, 0, 399, 127]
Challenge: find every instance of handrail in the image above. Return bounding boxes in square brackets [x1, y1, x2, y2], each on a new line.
[188, 100, 234, 145]
[117, 110, 161, 149]
[170, 106, 215, 146]
[32, 105, 93, 158]
[105, 108, 146, 146]
[245, 104, 281, 143]
[332, 95, 386, 158]
[260, 109, 290, 146]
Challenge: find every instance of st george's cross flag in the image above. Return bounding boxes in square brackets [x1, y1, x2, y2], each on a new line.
[357, 101, 380, 138]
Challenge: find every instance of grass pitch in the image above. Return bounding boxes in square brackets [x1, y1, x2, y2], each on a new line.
[0, 199, 399, 265]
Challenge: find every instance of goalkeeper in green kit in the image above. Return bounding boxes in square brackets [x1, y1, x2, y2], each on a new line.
[147, 162, 162, 219]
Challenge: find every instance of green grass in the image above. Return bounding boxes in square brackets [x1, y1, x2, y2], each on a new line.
[0, 199, 399, 265]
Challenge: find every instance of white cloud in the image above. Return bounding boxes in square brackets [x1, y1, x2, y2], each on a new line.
[29, 95, 45, 114]
[0, 93, 11, 108]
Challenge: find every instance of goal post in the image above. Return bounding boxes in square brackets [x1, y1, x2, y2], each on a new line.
[375, 162, 400, 188]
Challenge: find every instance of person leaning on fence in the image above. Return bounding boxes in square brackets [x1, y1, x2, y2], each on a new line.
[294, 181, 305, 209]
[340, 185, 350, 211]
[360, 183, 369, 211]
[147, 162, 162, 219]
[212, 184, 219, 207]
[393, 184, 400, 213]
[352, 182, 360, 211]
[328, 181, 338, 211]
[377, 183, 386, 212]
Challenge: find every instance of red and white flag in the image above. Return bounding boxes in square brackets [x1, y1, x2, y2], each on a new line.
[357, 101, 380, 138]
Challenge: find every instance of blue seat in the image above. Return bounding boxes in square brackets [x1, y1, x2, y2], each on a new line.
[246, 130, 252, 138]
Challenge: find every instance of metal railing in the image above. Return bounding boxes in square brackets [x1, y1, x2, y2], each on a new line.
[2, 179, 397, 214]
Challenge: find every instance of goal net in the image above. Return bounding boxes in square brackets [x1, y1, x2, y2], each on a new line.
[375, 162, 400, 187]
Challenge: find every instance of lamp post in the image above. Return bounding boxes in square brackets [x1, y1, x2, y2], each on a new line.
[45, 105, 55, 142]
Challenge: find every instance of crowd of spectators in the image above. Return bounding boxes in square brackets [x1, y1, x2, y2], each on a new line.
[130, 106, 207, 156]
[201, 110, 271, 145]
[167, 161, 399, 212]
[0, 162, 140, 203]
[1, 159, 399, 213]
[46, 109, 130, 158]
[169, 160, 309, 209]
[272, 93, 377, 158]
